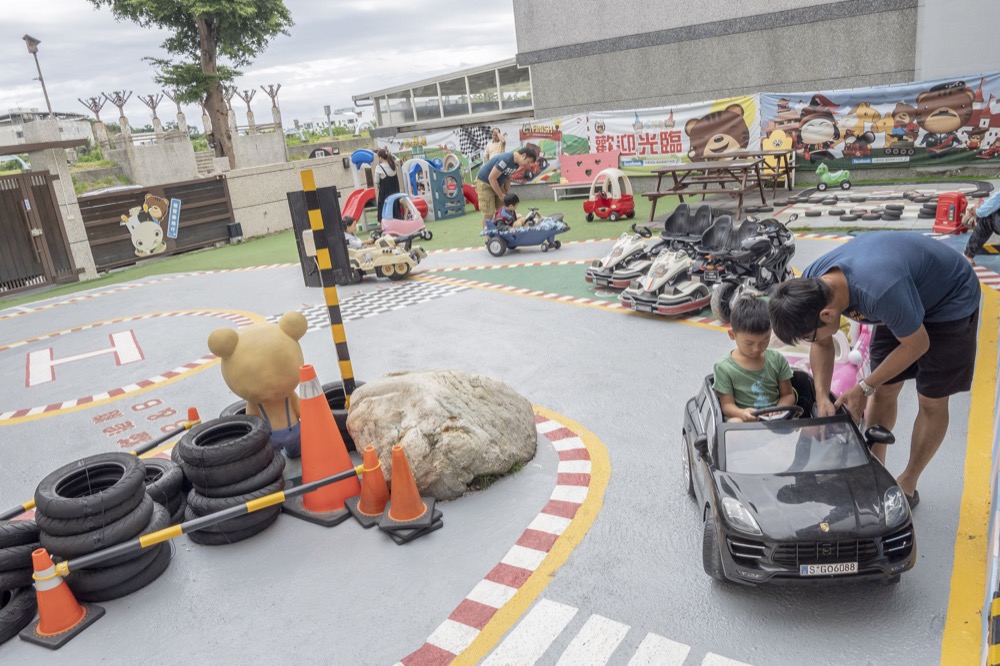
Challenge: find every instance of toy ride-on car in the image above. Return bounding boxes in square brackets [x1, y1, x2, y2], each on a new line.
[815, 163, 851, 191]
[583, 168, 636, 222]
[377, 193, 432, 241]
[481, 208, 570, 257]
[348, 234, 427, 282]
[585, 226, 666, 288]
[682, 372, 916, 586]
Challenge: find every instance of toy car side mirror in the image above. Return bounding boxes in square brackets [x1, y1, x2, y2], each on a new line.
[694, 433, 709, 459]
[864, 425, 895, 447]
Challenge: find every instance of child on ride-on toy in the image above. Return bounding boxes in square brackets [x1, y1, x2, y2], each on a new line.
[343, 215, 374, 249]
[713, 296, 795, 422]
[494, 193, 526, 229]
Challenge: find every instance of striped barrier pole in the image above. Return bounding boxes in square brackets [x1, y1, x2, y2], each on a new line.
[0, 410, 201, 522]
[53, 464, 364, 577]
[299, 170, 357, 407]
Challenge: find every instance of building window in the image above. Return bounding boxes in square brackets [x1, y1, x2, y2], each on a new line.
[376, 97, 390, 127]
[441, 78, 469, 119]
[413, 84, 441, 122]
[498, 66, 532, 110]
[468, 72, 500, 114]
[387, 90, 413, 125]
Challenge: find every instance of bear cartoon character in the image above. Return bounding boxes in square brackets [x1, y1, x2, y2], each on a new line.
[120, 205, 166, 257]
[797, 95, 841, 163]
[916, 81, 974, 157]
[139, 194, 169, 224]
[208, 311, 309, 458]
[684, 104, 750, 160]
[889, 102, 920, 141]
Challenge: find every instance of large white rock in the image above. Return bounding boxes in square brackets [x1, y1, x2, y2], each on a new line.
[346, 369, 537, 500]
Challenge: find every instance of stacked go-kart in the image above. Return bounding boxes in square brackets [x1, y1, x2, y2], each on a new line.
[482, 207, 570, 256]
[584, 228, 666, 288]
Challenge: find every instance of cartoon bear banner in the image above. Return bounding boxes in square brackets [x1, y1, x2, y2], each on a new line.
[586, 96, 760, 175]
[760, 71, 1000, 169]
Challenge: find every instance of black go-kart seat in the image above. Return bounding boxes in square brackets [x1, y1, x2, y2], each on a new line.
[696, 215, 734, 253]
[659, 204, 691, 242]
[685, 204, 714, 242]
[707, 218, 763, 262]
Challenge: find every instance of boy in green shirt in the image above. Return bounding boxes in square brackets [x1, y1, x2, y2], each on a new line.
[714, 296, 795, 422]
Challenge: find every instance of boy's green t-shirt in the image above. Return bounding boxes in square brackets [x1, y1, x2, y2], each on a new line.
[713, 349, 793, 410]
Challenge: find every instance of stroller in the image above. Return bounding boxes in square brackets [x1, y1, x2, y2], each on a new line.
[691, 215, 797, 323]
[481, 208, 570, 256]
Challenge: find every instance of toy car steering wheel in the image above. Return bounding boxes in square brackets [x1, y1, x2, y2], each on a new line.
[751, 405, 804, 420]
[631, 224, 652, 238]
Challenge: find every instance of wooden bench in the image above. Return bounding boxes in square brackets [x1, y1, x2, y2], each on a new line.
[548, 182, 592, 201]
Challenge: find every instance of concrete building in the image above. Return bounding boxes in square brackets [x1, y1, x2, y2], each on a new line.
[0, 108, 92, 146]
[356, 0, 999, 133]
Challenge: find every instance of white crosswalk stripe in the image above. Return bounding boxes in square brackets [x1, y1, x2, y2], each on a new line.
[484, 598, 753, 666]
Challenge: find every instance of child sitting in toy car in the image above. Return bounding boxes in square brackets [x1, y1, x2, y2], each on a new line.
[343, 215, 375, 249]
[494, 193, 527, 229]
[713, 296, 796, 422]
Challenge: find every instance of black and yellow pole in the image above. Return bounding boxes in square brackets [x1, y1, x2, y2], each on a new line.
[299, 169, 357, 407]
[53, 464, 363, 577]
[0, 410, 201, 522]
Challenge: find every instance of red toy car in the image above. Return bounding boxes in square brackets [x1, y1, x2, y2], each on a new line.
[583, 168, 636, 222]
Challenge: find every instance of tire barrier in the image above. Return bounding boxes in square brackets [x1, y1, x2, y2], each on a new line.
[0, 586, 36, 646]
[33, 453, 171, 602]
[176, 415, 287, 545]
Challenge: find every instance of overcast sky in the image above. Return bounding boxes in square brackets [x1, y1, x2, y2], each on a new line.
[2, 1, 517, 129]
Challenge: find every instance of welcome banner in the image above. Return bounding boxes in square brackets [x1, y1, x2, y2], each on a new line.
[760, 71, 1000, 170]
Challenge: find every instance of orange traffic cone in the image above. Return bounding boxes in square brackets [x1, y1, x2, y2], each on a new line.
[187, 406, 201, 424]
[20, 548, 105, 649]
[282, 364, 361, 527]
[379, 446, 437, 538]
[345, 446, 390, 528]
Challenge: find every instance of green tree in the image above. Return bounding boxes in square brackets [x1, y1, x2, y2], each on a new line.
[89, 0, 292, 168]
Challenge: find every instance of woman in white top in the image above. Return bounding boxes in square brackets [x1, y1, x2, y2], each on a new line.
[484, 128, 506, 162]
[375, 148, 401, 221]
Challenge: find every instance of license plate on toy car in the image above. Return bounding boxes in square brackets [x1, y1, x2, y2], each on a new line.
[636, 303, 652, 313]
[703, 270, 719, 283]
[800, 562, 857, 576]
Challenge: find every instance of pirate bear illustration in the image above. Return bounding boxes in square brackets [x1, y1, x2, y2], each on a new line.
[684, 104, 750, 161]
[797, 95, 841, 163]
[916, 81, 973, 157]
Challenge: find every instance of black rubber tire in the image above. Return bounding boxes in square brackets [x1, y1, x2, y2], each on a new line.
[186, 478, 285, 516]
[40, 493, 154, 559]
[65, 544, 163, 596]
[91, 500, 172, 569]
[143, 458, 184, 507]
[184, 503, 281, 533]
[177, 416, 270, 468]
[828, 208, 846, 216]
[840, 215, 859, 222]
[0, 543, 40, 574]
[710, 282, 738, 324]
[885, 204, 905, 212]
[702, 514, 726, 581]
[0, 587, 37, 646]
[34, 453, 146, 520]
[756, 205, 774, 213]
[34, 482, 145, 537]
[0, 569, 33, 594]
[848, 196, 867, 202]
[804, 210, 821, 217]
[165, 491, 183, 516]
[187, 508, 280, 546]
[882, 213, 901, 221]
[178, 441, 274, 488]
[917, 211, 935, 219]
[861, 213, 882, 221]
[0, 521, 40, 549]
[169, 496, 186, 526]
[192, 452, 285, 499]
[74, 541, 171, 603]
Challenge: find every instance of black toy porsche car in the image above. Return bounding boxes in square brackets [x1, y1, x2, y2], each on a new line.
[682, 372, 916, 585]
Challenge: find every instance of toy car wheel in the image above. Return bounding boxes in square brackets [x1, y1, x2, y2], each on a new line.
[421, 229, 433, 241]
[380, 264, 395, 278]
[816, 182, 828, 191]
[840, 181, 852, 190]
[586, 213, 595, 222]
[710, 282, 738, 323]
[554, 240, 562, 249]
[626, 211, 636, 219]
[541, 243, 549, 253]
[682, 435, 694, 498]
[486, 237, 506, 257]
[609, 212, 620, 222]
[388, 263, 410, 281]
[702, 514, 726, 581]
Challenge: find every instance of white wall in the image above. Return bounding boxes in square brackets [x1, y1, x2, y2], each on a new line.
[915, 0, 1000, 80]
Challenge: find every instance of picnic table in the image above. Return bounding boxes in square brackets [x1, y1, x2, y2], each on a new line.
[702, 148, 797, 196]
[645, 158, 767, 222]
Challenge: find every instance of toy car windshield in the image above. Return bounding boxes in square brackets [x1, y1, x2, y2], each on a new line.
[723, 419, 869, 475]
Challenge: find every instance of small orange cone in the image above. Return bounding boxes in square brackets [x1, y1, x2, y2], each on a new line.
[187, 406, 201, 424]
[20, 548, 105, 649]
[282, 365, 361, 526]
[345, 446, 391, 528]
[379, 446, 437, 534]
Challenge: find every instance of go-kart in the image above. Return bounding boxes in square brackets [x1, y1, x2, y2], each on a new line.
[610, 203, 716, 288]
[617, 245, 712, 316]
[585, 227, 665, 288]
[348, 233, 427, 282]
[683, 371, 916, 586]
[692, 215, 796, 323]
[481, 208, 570, 256]
[815, 163, 851, 191]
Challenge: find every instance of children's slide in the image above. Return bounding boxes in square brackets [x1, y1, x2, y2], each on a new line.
[342, 188, 376, 221]
[462, 183, 479, 211]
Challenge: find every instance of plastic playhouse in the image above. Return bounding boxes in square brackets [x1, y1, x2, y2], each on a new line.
[401, 156, 466, 221]
[583, 168, 635, 222]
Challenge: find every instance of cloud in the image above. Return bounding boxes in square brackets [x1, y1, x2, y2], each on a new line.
[0, 0, 516, 129]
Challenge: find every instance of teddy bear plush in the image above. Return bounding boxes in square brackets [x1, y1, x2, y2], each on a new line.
[208, 312, 308, 458]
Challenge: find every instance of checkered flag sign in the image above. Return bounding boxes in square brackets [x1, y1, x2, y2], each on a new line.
[459, 125, 491, 156]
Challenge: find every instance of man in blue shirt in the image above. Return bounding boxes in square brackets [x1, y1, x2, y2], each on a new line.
[476, 145, 538, 229]
[963, 189, 1000, 264]
[768, 232, 981, 508]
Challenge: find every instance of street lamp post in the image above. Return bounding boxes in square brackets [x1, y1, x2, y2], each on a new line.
[22, 34, 54, 119]
[324, 104, 332, 139]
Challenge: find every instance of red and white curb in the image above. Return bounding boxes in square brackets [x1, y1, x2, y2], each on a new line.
[398, 413, 593, 665]
[423, 258, 594, 273]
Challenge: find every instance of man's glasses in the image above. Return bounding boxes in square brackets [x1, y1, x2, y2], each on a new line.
[803, 312, 823, 343]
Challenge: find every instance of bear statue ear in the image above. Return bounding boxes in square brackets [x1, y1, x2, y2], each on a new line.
[725, 104, 745, 118]
[278, 311, 308, 341]
[208, 328, 239, 359]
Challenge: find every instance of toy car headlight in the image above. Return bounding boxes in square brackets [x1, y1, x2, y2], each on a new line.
[884, 486, 908, 527]
[722, 497, 762, 535]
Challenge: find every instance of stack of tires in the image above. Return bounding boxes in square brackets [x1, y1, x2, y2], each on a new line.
[34, 453, 171, 602]
[171, 416, 285, 546]
[0, 521, 39, 645]
[142, 458, 186, 524]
